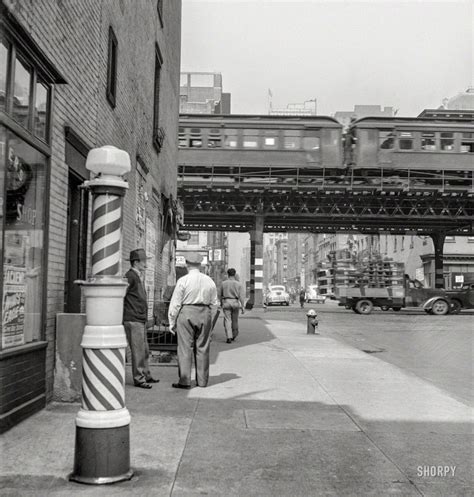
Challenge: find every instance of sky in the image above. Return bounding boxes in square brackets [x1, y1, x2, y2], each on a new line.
[181, 0, 473, 117]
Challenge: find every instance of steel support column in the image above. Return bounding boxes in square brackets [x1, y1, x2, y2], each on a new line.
[250, 214, 264, 307]
[431, 232, 446, 289]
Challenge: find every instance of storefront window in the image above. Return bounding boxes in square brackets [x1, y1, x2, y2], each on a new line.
[34, 80, 49, 141]
[12, 58, 32, 129]
[1, 131, 46, 349]
[0, 39, 8, 110]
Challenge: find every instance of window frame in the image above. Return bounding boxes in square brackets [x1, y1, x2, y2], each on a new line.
[152, 43, 165, 152]
[106, 26, 118, 108]
[157, 0, 164, 28]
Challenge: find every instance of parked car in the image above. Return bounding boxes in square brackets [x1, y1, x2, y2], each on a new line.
[306, 285, 326, 304]
[423, 283, 474, 315]
[265, 285, 290, 306]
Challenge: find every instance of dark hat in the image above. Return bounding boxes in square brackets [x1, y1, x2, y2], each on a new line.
[129, 248, 151, 262]
[185, 252, 203, 265]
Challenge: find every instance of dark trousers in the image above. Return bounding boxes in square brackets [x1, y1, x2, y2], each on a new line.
[222, 299, 240, 339]
[176, 305, 212, 387]
[124, 321, 151, 385]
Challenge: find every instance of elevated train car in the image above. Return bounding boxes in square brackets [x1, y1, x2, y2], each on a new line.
[178, 113, 473, 191]
[178, 114, 344, 186]
[347, 116, 474, 191]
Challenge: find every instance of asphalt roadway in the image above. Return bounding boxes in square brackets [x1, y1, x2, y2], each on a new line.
[0, 306, 472, 496]
[266, 299, 474, 406]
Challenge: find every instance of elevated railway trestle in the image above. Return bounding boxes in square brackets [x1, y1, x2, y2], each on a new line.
[177, 113, 474, 306]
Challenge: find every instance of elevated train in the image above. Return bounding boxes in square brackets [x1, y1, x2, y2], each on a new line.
[178, 113, 473, 191]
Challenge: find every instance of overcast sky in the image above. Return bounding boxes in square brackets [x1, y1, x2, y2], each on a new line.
[181, 0, 473, 117]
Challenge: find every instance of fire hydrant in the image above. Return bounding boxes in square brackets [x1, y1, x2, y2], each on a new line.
[306, 309, 319, 334]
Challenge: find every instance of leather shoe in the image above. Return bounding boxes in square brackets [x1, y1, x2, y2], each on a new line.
[136, 383, 152, 389]
[146, 377, 160, 383]
[172, 383, 191, 390]
[226, 339, 232, 344]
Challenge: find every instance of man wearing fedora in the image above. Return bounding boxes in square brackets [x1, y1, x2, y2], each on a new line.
[123, 248, 159, 389]
[168, 252, 219, 389]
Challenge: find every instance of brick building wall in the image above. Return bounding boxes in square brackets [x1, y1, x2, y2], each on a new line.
[1, 0, 181, 427]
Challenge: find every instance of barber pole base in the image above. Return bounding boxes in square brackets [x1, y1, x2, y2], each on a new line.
[71, 425, 132, 484]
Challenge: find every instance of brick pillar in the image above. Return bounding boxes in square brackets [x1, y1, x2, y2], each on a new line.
[430, 232, 445, 289]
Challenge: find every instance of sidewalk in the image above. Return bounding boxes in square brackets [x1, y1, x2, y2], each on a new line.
[1, 314, 472, 496]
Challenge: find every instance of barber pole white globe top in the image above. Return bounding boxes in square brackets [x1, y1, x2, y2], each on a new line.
[86, 145, 131, 177]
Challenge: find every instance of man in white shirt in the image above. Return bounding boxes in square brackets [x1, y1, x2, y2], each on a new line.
[168, 252, 219, 389]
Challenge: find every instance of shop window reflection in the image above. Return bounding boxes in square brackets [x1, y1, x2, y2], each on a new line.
[2, 133, 46, 349]
[34, 80, 49, 141]
[12, 58, 31, 129]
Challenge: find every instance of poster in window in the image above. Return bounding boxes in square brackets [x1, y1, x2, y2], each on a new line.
[2, 266, 26, 348]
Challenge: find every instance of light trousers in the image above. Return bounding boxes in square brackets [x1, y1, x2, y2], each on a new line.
[176, 305, 212, 387]
[222, 299, 240, 339]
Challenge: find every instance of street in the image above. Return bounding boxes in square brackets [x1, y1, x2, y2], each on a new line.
[1, 310, 472, 496]
[264, 301, 474, 406]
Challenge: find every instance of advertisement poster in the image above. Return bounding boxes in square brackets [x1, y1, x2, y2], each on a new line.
[145, 218, 157, 319]
[2, 266, 26, 348]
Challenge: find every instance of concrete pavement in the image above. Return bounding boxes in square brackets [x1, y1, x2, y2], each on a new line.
[1, 313, 472, 496]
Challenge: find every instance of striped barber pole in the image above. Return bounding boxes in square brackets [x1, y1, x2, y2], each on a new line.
[91, 194, 122, 276]
[82, 348, 125, 411]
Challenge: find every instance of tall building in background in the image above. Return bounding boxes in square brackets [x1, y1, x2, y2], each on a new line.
[180, 72, 231, 114]
[178, 71, 231, 285]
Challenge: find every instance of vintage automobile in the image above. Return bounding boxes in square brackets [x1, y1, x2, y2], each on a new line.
[265, 285, 290, 306]
[423, 282, 474, 315]
[306, 285, 326, 304]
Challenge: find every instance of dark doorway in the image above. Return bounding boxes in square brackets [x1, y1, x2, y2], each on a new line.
[64, 170, 89, 312]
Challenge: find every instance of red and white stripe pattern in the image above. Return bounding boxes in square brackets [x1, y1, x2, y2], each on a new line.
[91, 194, 122, 276]
[81, 348, 125, 411]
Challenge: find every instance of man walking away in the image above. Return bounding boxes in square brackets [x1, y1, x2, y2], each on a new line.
[168, 253, 219, 389]
[123, 249, 159, 389]
[299, 288, 306, 309]
[220, 268, 245, 343]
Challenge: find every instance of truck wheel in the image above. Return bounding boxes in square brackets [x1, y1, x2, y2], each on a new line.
[352, 305, 360, 314]
[355, 299, 374, 315]
[450, 300, 462, 315]
[430, 299, 450, 316]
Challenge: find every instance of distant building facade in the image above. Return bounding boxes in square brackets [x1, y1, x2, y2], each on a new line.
[180, 72, 231, 114]
[269, 98, 317, 116]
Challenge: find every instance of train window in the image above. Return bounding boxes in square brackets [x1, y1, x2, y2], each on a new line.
[398, 132, 413, 150]
[303, 136, 320, 150]
[178, 127, 188, 148]
[421, 132, 436, 151]
[188, 127, 202, 148]
[243, 129, 259, 148]
[461, 133, 474, 153]
[207, 129, 222, 148]
[379, 131, 394, 149]
[224, 128, 238, 148]
[284, 130, 301, 149]
[440, 132, 454, 151]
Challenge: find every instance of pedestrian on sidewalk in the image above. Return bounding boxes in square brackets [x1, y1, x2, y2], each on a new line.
[168, 252, 219, 389]
[220, 268, 245, 343]
[299, 288, 306, 308]
[123, 249, 160, 389]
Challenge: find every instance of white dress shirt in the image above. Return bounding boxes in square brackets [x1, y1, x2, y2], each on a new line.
[168, 268, 219, 331]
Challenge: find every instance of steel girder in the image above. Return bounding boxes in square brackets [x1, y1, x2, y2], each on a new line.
[178, 187, 474, 235]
